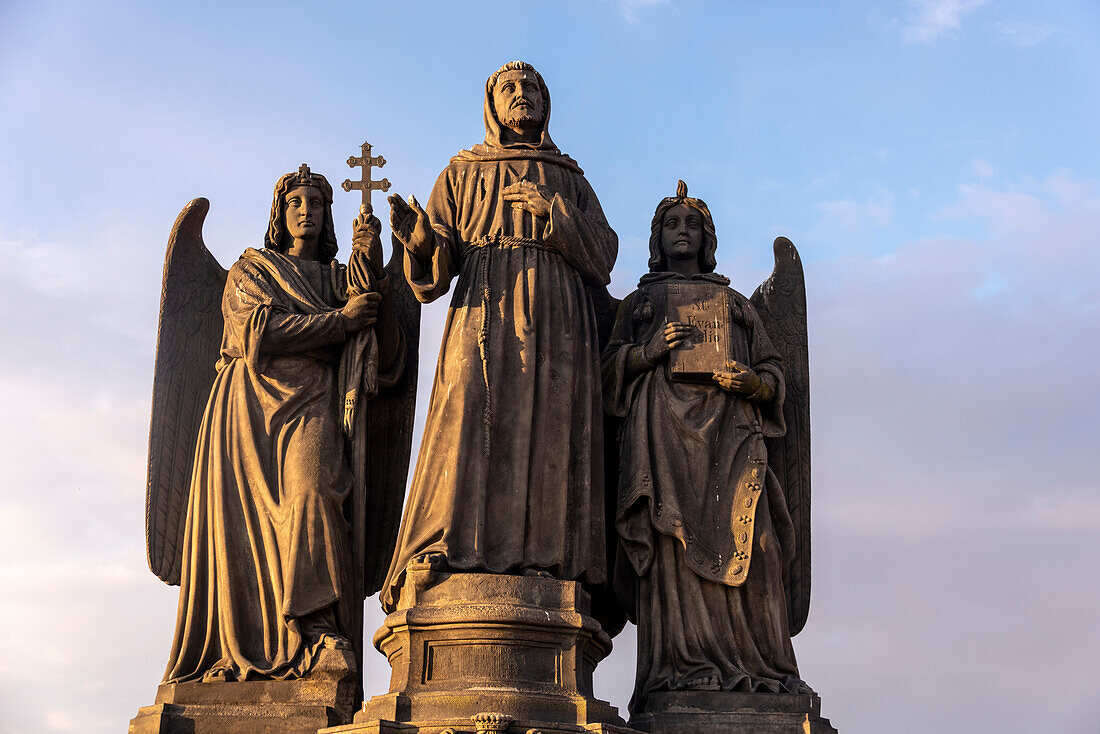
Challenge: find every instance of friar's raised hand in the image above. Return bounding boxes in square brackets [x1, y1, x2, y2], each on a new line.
[388, 193, 433, 257]
[714, 360, 763, 396]
[352, 211, 384, 275]
[643, 320, 694, 364]
[502, 180, 552, 218]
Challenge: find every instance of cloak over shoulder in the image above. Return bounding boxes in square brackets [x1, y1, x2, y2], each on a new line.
[165, 248, 355, 683]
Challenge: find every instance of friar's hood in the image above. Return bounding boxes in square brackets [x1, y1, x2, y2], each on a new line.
[451, 65, 583, 174]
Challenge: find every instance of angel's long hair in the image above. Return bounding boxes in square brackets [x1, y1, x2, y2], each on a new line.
[264, 168, 339, 263]
[647, 180, 718, 273]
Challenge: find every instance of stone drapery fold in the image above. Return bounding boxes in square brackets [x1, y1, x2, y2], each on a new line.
[165, 249, 354, 682]
[382, 78, 617, 610]
[602, 273, 804, 711]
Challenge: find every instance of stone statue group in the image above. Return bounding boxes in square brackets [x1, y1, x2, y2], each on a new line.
[139, 61, 823, 734]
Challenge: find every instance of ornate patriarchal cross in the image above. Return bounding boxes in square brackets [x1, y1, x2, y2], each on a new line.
[342, 141, 391, 215]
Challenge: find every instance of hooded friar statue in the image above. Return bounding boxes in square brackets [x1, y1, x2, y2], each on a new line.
[383, 61, 619, 611]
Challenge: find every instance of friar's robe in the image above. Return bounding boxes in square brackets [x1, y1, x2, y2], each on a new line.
[602, 272, 806, 713]
[165, 248, 356, 682]
[381, 85, 617, 611]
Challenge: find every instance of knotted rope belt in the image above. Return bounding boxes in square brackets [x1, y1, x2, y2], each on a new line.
[461, 233, 558, 258]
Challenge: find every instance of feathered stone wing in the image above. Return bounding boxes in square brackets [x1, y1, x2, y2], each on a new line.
[750, 237, 811, 636]
[146, 198, 227, 585]
[360, 237, 421, 596]
[591, 285, 628, 637]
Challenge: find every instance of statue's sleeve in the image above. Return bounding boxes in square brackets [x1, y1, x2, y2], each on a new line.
[403, 167, 459, 304]
[225, 259, 347, 365]
[263, 310, 348, 353]
[742, 295, 787, 438]
[544, 175, 618, 287]
[601, 292, 648, 418]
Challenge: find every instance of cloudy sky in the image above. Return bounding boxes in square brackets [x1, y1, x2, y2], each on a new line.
[1, 1, 1098, 732]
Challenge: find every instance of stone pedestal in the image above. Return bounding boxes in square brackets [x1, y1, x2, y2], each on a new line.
[628, 691, 837, 734]
[322, 570, 642, 734]
[128, 647, 358, 734]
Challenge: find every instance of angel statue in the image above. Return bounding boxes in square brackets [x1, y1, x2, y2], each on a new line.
[144, 166, 419, 686]
[602, 181, 812, 715]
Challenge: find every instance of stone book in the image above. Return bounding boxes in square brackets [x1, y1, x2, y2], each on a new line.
[663, 281, 733, 382]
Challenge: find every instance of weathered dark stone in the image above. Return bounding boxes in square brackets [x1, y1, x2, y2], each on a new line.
[603, 182, 817, 717]
[380, 60, 619, 614]
[135, 58, 837, 734]
[135, 162, 423, 729]
[128, 648, 358, 733]
[322, 571, 642, 734]
[628, 691, 837, 734]
[144, 165, 419, 687]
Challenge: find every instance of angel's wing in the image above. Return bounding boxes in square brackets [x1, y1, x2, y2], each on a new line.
[145, 198, 227, 585]
[750, 236, 811, 636]
[590, 285, 628, 637]
[360, 237, 421, 596]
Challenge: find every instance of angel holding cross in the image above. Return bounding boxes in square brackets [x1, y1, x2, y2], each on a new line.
[145, 163, 418, 685]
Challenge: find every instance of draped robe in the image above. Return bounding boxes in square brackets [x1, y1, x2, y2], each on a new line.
[602, 273, 807, 712]
[381, 97, 618, 611]
[165, 248, 357, 682]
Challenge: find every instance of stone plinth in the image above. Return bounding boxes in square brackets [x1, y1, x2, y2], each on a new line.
[628, 691, 837, 734]
[322, 569, 642, 734]
[128, 647, 357, 734]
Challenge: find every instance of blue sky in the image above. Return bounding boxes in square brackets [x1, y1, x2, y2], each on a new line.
[1, 2, 1098, 733]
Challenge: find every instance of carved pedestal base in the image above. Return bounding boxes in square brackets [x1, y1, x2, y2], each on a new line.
[628, 691, 837, 734]
[128, 647, 358, 734]
[322, 570, 642, 734]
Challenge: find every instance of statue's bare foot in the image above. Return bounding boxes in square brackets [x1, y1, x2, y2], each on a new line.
[788, 677, 815, 695]
[409, 551, 448, 572]
[683, 674, 720, 690]
[319, 632, 352, 650]
[522, 568, 554, 579]
[201, 666, 235, 683]
[308, 639, 356, 681]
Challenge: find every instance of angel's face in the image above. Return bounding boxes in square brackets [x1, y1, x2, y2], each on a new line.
[284, 185, 324, 244]
[660, 203, 704, 266]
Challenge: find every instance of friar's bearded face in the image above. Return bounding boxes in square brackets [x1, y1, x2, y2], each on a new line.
[492, 69, 545, 133]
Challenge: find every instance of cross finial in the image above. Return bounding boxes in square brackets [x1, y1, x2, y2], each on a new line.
[342, 141, 391, 215]
[298, 163, 312, 179]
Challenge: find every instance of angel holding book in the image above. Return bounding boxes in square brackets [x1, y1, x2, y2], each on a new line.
[602, 181, 813, 714]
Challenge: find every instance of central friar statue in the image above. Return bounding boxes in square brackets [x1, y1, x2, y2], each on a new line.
[383, 60, 618, 610]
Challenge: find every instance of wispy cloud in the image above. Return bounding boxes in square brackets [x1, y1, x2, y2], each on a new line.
[802, 168, 1100, 732]
[901, 0, 989, 44]
[815, 184, 896, 234]
[993, 19, 1056, 48]
[969, 157, 997, 180]
[614, 0, 670, 24]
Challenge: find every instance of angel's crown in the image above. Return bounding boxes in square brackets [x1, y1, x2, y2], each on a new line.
[295, 163, 319, 186]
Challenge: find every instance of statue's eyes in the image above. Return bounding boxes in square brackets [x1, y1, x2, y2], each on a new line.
[502, 83, 514, 94]
[664, 217, 678, 228]
[687, 217, 700, 228]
